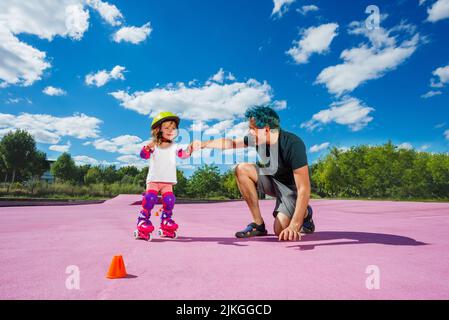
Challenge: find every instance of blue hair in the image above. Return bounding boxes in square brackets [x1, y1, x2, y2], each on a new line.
[245, 106, 280, 129]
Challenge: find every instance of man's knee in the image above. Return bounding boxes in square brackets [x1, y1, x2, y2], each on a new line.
[273, 212, 291, 236]
[235, 163, 257, 181]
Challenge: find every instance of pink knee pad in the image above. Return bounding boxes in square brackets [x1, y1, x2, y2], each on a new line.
[142, 190, 158, 211]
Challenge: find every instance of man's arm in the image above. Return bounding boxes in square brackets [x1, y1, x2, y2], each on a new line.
[200, 138, 247, 150]
[278, 165, 311, 241]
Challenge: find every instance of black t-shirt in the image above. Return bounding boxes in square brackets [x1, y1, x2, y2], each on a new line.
[244, 129, 308, 187]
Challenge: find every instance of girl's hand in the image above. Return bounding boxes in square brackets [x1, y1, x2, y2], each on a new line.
[145, 140, 155, 152]
[191, 140, 203, 151]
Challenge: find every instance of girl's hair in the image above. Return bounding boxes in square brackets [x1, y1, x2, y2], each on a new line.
[151, 120, 178, 145]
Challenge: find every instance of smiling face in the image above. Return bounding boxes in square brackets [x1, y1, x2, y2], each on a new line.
[160, 120, 178, 141]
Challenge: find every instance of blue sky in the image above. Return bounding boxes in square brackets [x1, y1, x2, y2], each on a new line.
[0, 0, 448, 176]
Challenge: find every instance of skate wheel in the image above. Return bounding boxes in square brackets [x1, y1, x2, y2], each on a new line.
[133, 230, 139, 240]
[158, 229, 163, 237]
[147, 233, 153, 242]
[173, 232, 178, 239]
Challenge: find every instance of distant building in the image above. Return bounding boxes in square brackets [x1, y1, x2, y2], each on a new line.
[40, 159, 56, 183]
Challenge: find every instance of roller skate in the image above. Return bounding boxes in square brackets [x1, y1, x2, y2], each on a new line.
[134, 220, 155, 241]
[133, 191, 158, 242]
[158, 216, 178, 239]
[158, 192, 178, 239]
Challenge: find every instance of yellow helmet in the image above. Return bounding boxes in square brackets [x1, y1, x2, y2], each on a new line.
[151, 111, 180, 129]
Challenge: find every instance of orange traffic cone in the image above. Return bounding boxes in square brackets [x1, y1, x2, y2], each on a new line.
[106, 255, 127, 279]
[155, 207, 161, 217]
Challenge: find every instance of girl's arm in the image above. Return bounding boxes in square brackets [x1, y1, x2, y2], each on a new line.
[140, 141, 155, 159]
[140, 146, 152, 159]
[177, 146, 192, 159]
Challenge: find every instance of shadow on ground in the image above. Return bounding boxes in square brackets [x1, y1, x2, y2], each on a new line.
[168, 231, 427, 250]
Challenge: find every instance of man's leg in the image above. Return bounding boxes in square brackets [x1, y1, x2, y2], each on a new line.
[235, 163, 264, 225]
[273, 212, 291, 236]
[273, 207, 315, 235]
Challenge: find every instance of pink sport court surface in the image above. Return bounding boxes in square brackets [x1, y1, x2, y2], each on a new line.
[1, 195, 448, 300]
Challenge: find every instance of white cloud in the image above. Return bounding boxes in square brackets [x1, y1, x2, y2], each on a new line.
[73, 155, 120, 167]
[190, 121, 210, 132]
[297, 5, 319, 15]
[316, 21, 421, 96]
[0, 1, 90, 42]
[110, 70, 275, 121]
[432, 64, 449, 86]
[421, 90, 442, 98]
[85, 65, 126, 87]
[89, 135, 144, 155]
[0, 1, 142, 87]
[49, 141, 72, 153]
[0, 113, 102, 144]
[86, 0, 123, 26]
[0, 27, 51, 87]
[398, 142, 413, 150]
[204, 120, 234, 135]
[73, 155, 99, 166]
[272, 0, 296, 18]
[273, 100, 287, 110]
[5, 97, 32, 104]
[423, 63, 449, 97]
[113, 22, 152, 44]
[117, 155, 147, 169]
[209, 68, 225, 83]
[287, 23, 339, 64]
[225, 121, 250, 138]
[301, 97, 374, 132]
[227, 72, 236, 81]
[445, 130, 449, 140]
[310, 142, 330, 153]
[65, 3, 90, 40]
[43, 86, 67, 96]
[420, 144, 431, 151]
[207, 68, 238, 85]
[427, 0, 449, 22]
[192, 120, 249, 140]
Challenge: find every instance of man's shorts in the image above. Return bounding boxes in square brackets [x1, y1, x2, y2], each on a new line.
[256, 166, 298, 219]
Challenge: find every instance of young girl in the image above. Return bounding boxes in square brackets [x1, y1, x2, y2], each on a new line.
[134, 111, 192, 241]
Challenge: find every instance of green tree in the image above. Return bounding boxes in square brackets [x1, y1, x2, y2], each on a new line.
[0, 130, 39, 185]
[174, 169, 188, 197]
[74, 165, 91, 185]
[134, 167, 149, 188]
[221, 169, 241, 199]
[51, 153, 77, 182]
[84, 167, 102, 185]
[187, 165, 221, 198]
[118, 166, 140, 179]
[29, 151, 49, 179]
[101, 165, 120, 184]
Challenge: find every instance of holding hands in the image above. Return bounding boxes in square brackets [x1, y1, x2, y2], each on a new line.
[187, 140, 203, 154]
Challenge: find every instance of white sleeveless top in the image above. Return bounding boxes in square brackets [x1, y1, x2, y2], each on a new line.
[146, 143, 178, 184]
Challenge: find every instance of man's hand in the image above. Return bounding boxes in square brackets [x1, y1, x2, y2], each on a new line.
[278, 224, 302, 241]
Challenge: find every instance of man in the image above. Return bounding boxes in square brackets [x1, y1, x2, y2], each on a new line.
[192, 106, 314, 242]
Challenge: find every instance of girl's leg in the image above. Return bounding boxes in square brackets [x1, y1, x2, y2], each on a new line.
[160, 184, 178, 233]
[136, 185, 159, 237]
